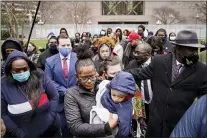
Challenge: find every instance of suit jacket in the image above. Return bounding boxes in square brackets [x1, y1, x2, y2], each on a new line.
[127, 53, 207, 137]
[45, 52, 77, 112]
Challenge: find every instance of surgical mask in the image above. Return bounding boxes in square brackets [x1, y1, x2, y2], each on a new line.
[12, 71, 30, 82]
[170, 37, 176, 41]
[59, 47, 72, 57]
[100, 31, 106, 36]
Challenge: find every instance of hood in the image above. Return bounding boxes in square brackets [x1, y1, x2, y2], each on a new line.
[1, 38, 23, 60]
[4, 50, 36, 76]
[110, 71, 136, 95]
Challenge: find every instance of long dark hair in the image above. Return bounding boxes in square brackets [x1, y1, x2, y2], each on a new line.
[7, 57, 41, 109]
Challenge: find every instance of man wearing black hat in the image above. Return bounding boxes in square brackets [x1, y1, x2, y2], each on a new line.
[1, 38, 23, 76]
[126, 30, 207, 137]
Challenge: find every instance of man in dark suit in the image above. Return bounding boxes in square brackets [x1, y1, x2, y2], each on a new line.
[127, 30, 207, 137]
[45, 34, 77, 137]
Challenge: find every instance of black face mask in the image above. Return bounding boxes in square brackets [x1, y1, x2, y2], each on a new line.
[108, 76, 114, 81]
[182, 54, 199, 66]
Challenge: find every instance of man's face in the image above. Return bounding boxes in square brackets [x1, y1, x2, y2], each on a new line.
[58, 38, 72, 48]
[138, 27, 144, 34]
[5, 48, 16, 56]
[175, 45, 198, 64]
[133, 45, 150, 65]
[106, 64, 121, 78]
[131, 40, 139, 47]
[75, 34, 80, 39]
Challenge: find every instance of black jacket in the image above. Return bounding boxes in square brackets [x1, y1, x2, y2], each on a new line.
[37, 49, 58, 70]
[127, 53, 207, 137]
[1, 38, 23, 76]
[64, 85, 112, 138]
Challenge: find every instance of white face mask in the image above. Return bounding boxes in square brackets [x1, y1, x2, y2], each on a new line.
[170, 36, 176, 41]
[100, 31, 106, 36]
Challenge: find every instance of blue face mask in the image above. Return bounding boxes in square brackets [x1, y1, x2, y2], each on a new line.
[12, 71, 30, 82]
[59, 48, 72, 57]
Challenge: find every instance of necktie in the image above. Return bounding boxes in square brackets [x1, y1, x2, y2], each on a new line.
[175, 64, 182, 78]
[63, 57, 68, 79]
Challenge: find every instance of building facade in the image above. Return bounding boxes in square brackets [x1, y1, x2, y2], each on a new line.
[43, 1, 202, 25]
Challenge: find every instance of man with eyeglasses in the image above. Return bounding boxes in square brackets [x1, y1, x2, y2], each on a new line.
[125, 43, 153, 123]
[45, 34, 77, 137]
[1, 38, 23, 76]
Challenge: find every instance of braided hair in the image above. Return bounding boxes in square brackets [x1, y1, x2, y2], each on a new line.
[75, 43, 95, 73]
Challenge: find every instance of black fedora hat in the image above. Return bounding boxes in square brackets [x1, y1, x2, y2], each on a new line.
[171, 30, 205, 48]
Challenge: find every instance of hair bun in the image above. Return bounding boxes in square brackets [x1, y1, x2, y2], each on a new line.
[76, 43, 94, 60]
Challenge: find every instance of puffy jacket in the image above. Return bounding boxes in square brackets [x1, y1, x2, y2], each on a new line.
[101, 72, 136, 137]
[64, 85, 112, 138]
[170, 95, 207, 138]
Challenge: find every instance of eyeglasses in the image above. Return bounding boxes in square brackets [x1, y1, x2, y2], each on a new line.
[79, 76, 96, 83]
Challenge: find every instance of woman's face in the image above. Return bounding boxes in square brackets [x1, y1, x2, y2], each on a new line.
[99, 45, 110, 60]
[11, 59, 29, 74]
[27, 43, 35, 52]
[123, 31, 128, 36]
[169, 33, 176, 41]
[77, 65, 96, 91]
[60, 30, 67, 36]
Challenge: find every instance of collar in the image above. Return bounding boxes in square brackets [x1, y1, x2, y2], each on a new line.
[176, 60, 182, 66]
[144, 57, 151, 65]
[59, 52, 71, 60]
[77, 84, 95, 96]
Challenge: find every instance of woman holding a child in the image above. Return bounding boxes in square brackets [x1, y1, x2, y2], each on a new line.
[64, 44, 118, 138]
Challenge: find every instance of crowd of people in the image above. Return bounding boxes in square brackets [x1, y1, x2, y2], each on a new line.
[1, 25, 207, 138]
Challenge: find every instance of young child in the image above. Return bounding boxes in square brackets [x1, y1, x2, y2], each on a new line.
[101, 71, 136, 137]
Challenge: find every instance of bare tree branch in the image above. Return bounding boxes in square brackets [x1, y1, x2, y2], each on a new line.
[190, 2, 206, 23]
[152, 6, 186, 24]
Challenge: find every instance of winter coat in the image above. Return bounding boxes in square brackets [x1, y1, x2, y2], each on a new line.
[101, 72, 136, 137]
[170, 95, 207, 138]
[90, 80, 119, 137]
[37, 48, 59, 70]
[64, 85, 112, 138]
[127, 53, 207, 137]
[113, 43, 123, 63]
[1, 50, 60, 138]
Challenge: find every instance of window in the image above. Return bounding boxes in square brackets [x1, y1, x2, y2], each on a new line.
[102, 1, 144, 15]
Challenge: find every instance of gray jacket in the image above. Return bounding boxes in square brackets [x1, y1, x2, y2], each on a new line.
[64, 85, 112, 138]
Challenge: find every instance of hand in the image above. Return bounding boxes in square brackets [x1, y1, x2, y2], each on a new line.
[1, 119, 6, 137]
[108, 113, 118, 129]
